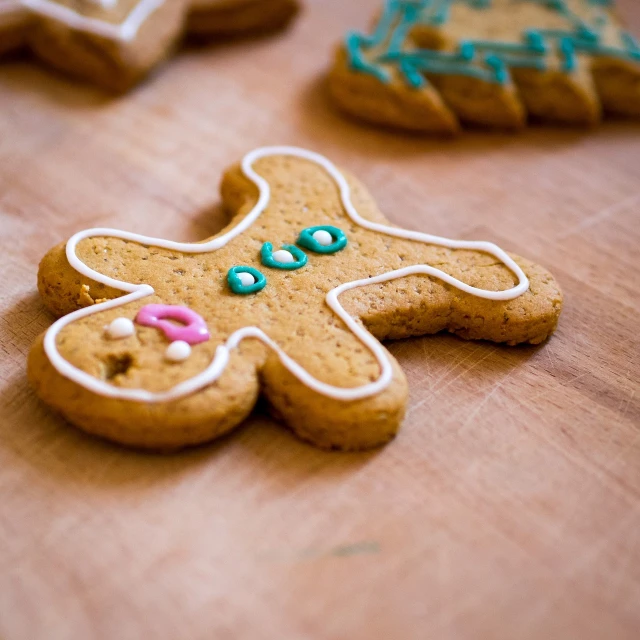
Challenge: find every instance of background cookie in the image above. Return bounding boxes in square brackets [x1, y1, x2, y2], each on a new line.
[329, 0, 640, 133]
[0, 0, 300, 91]
[187, 0, 299, 37]
[29, 147, 562, 451]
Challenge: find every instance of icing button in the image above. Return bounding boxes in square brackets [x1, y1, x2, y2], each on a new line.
[237, 272, 256, 287]
[227, 266, 267, 294]
[106, 317, 135, 339]
[272, 249, 294, 264]
[165, 340, 191, 362]
[261, 242, 308, 270]
[312, 229, 333, 246]
[297, 225, 348, 254]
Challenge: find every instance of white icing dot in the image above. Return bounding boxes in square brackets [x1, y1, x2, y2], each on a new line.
[165, 340, 191, 362]
[312, 229, 333, 246]
[237, 271, 256, 287]
[106, 317, 134, 339]
[272, 249, 294, 264]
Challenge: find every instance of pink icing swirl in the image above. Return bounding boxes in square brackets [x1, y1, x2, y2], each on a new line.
[135, 304, 210, 345]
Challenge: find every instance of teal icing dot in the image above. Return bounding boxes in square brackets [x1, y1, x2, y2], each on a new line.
[227, 266, 267, 294]
[261, 243, 308, 270]
[297, 225, 348, 254]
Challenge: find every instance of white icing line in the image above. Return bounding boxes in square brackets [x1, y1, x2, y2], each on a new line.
[6, 0, 165, 41]
[43, 146, 529, 403]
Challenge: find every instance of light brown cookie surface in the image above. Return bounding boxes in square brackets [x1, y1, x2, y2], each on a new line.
[29, 147, 562, 451]
[0, 0, 300, 91]
[329, 0, 640, 133]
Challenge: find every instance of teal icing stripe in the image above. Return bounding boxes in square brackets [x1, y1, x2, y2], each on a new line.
[344, 0, 640, 89]
[400, 58, 427, 87]
[359, 0, 406, 47]
[345, 32, 390, 83]
[430, 0, 452, 25]
[585, 31, 640, 61]
[381, 41, 474, 62]
[471, 39, 547, 55]
[560, 37, 577, 72]
[387, 3, 423, 54]
[381, 45, 508, 85]
[621, 32, 640, 51]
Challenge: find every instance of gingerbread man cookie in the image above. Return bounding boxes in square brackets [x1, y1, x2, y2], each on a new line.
[29, 146, 562, 451]
[0, 0, 299, 91]
[329, 0, 640, 133]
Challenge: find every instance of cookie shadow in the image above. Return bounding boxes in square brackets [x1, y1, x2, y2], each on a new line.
[0, 60, 114, 108]
[295, 73, 622, 159]
[1, 375, 381, 495]
[3, 332, 528, 497]
[2, 291, 51, 352]
[3, 301, 538, 496]
[186, 201, 230, 240]
[388, 330, 544, 423]
[182, 21, 298, 54]
[295, 73, 442, 159]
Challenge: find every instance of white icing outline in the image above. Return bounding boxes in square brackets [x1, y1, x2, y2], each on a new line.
[43, 146, 529, 402]
[0, 0, 165, 41]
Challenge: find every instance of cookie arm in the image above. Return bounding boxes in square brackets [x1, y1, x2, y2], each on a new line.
[38, 241, 124, 318]
[260, 343, 408, 451]
[341, 251, 562, 346]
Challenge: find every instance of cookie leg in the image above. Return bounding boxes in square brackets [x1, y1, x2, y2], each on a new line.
[260, 347, 408, 451]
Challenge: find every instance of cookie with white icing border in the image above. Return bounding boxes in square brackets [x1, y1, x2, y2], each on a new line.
[329, 0, 640, 133]
[29, 146, 562, 451]
[0, 0, 299, 91]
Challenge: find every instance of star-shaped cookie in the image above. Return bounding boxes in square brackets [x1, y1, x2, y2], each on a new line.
[0, 0, 299, 91]
[329, 0, 640, 133]
[30, 146, 563, 451]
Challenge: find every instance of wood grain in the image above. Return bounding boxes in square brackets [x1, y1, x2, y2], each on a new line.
[1, 1, 639, 638]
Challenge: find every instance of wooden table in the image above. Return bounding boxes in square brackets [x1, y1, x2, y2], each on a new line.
[1, 1, 639, 638]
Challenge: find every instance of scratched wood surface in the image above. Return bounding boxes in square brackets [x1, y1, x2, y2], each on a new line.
[1, 1, 639, 639]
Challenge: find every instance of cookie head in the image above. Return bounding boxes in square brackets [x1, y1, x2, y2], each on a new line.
[30, 147, 562, 451]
